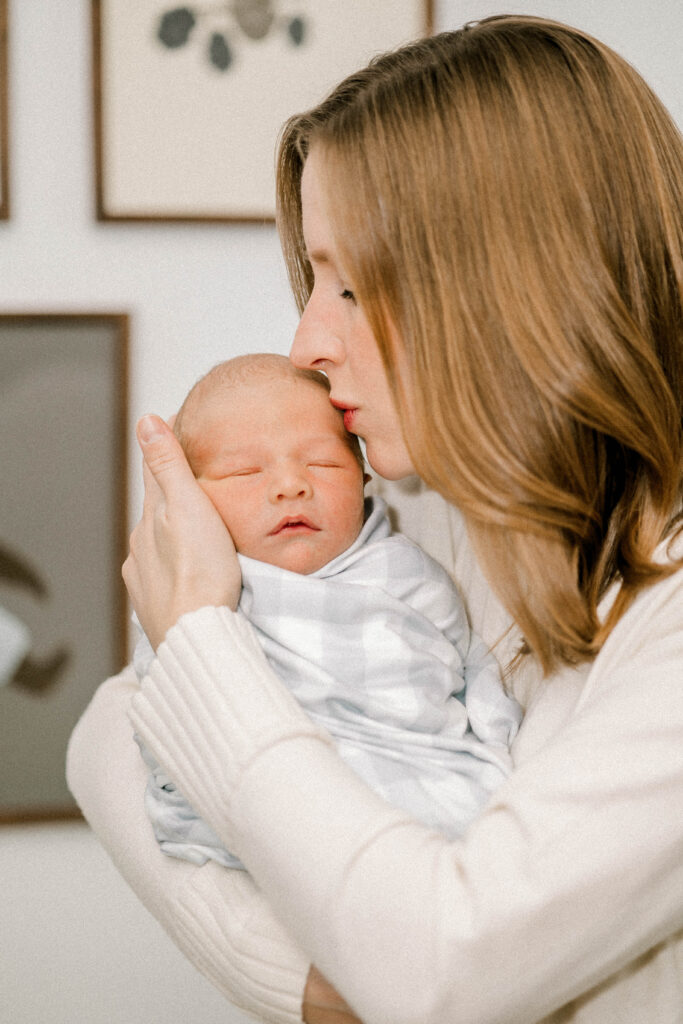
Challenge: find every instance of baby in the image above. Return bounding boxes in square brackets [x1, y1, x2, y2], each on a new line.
[135, 353, 522, 867]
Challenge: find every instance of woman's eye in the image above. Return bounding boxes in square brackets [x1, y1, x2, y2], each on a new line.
[340, 288, 356, 303]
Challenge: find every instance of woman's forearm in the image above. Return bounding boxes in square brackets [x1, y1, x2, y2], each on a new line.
[66, 667, 310, 1024]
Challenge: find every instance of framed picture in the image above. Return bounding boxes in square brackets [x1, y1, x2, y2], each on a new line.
[0, 0, 9, 219]
[0, 314, 128, 822]
[93, 0, 433, 222]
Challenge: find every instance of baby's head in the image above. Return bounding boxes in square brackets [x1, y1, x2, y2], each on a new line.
[174, 353, 367, 574]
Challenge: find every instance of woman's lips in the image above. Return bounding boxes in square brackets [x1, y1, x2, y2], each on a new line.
[330, 399, 358, 433]
[343, 409, 357, 432]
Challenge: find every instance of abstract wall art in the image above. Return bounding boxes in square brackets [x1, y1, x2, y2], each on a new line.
[0, 314, 128, 821]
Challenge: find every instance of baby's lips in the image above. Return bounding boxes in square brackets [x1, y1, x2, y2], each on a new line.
[269, 515, 320, 535]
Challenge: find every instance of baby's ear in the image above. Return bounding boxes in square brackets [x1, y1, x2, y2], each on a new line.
[167, 412, 178, 429]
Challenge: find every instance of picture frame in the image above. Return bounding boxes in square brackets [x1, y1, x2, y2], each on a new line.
[0, 314, 128, 822]
[92, 0, 433, 223]
[0, 0, 9, 219]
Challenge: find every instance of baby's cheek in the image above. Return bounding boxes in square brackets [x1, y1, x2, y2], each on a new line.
[198, 479, 237, 534]
[337, 490, 366, 546]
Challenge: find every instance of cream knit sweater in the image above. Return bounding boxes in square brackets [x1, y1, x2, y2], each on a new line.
[67, 480, 683, 1024]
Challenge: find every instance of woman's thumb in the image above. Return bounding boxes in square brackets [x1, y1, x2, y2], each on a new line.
[136, 414, 193, 495]
[137, 414, 168, 446]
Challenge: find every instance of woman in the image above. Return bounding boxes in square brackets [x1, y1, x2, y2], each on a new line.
[67, 16, 683, 1024]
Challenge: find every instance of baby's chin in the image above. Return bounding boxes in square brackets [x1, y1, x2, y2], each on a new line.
[241, 538, 350, 576]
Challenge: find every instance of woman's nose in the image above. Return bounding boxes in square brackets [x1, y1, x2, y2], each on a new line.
[290, 294, 345, 370]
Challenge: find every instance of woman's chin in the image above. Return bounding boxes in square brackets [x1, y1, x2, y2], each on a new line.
[365, 443, 415, 481]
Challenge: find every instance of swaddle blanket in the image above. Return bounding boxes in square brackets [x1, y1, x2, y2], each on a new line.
[135, 497, 522, 868]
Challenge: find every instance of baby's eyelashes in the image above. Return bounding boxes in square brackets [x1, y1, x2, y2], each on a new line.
[201, 466, 262, 480]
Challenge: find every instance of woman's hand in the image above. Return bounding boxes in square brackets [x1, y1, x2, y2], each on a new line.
[303, 966, 363, 1024]
[123, 414, 241, 650]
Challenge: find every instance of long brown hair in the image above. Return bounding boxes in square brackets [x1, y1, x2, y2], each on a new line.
[277, 16, 683, 673]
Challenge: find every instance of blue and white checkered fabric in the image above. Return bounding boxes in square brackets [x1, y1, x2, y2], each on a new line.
[136, 497, 522, 868]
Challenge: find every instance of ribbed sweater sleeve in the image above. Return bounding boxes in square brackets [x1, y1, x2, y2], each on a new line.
[128, 609, 335, 852]
[66, 664, 310, 1024]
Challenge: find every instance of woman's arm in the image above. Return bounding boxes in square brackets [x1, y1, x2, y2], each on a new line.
[130, 570, 683, 1024]
[66, 666, 311, 1024]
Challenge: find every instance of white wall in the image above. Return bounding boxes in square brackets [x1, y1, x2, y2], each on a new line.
[2, 2, 681, 1022]
[0, 820, 247, 1024]
[437, 0, 683, 131]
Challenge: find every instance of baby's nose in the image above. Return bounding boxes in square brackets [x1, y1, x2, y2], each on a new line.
[270, 468, 312, 501]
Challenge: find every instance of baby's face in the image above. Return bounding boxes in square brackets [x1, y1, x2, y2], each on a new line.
[185, 377, 366, 574]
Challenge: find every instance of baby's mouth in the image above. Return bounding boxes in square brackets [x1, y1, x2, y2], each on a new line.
[269, 516, 320, 536]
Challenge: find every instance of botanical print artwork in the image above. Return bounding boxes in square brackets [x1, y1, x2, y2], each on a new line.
[94, 1, 428, 220]
[156, 2, 307, 72]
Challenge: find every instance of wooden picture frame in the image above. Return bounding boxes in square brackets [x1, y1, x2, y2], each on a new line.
[0, 314, 128, 822]
[0, 0, 9, 219]
[92, 0, 433, 223]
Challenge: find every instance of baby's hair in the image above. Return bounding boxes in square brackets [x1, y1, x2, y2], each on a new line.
[174, 352, 365, 473]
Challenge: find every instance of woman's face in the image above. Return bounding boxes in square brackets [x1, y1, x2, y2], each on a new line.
[289, 148, 415, 481]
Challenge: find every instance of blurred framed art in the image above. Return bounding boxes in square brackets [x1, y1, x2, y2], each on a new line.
[92, 0, 432, 222]
[0, 314, 128, 821]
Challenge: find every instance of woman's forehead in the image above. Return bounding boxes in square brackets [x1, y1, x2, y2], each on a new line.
[300, 151, 334, 255]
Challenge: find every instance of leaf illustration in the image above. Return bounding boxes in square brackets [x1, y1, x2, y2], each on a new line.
[209, 32, 232, 71]
[287, 16, 305, 46]
[233, 0, 275, 41]
[158, 7, 197, 49]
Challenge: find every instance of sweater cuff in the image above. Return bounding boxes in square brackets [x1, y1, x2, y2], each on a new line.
[173, 863, 310, 1024]
[129, 605, 333, 854]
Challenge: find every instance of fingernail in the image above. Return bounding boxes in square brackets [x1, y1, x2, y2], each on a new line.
[138, 415, 164, 445]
